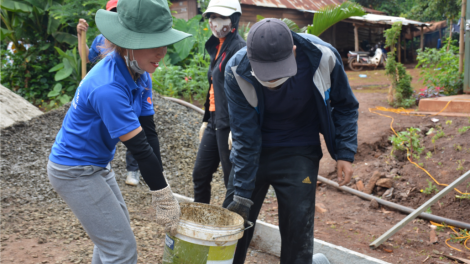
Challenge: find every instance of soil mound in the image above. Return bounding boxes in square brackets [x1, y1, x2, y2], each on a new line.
[0, 84, 43, 128]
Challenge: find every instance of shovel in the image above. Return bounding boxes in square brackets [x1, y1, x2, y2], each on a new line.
[80, 23, 87, 79]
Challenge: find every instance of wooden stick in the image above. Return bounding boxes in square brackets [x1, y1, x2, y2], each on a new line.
[80, 27, 87, 79]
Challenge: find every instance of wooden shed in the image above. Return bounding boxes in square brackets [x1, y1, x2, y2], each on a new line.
[170, 0, 198, 20]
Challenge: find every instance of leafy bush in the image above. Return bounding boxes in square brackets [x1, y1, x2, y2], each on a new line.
[389, 127, 424, 161]
[153, 53, 210, 102]
[384, 22, 414, 108]
[163, 15, 212, 66]
[415, 86, 445, 103]
[416, 38, 463, 95]
[1, 0, 107, 106]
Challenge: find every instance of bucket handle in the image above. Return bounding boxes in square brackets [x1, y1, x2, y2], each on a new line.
[212, 221, 254, 240]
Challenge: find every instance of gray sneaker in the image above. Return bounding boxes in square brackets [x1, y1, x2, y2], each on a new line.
[125, 170, 140, 186]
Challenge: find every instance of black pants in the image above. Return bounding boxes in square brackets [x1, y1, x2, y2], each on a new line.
[192, 113, 232, 204]
[223, 146, 322, 264]
[125, 150, 139, 172]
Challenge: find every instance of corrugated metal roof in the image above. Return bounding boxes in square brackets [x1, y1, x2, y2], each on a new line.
[348, 14, 431, 27]
[240, 0, 343, 11]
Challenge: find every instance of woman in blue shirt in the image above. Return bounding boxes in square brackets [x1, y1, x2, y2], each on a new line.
[47, 0, 191, 263]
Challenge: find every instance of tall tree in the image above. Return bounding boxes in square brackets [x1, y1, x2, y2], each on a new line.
[407, 0, 461, 23]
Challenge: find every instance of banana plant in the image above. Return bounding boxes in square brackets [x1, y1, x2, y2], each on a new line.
[307, 1, 366, 36]
[47, 47, 81, 105]
[0, 0, 77, 46]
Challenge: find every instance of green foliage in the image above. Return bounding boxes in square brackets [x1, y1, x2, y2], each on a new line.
[384, 22, 414, 108]
[351, 0, 417, 17]
[1, 42, 60, 102]
[458, 126, 470, 134]
[405, 0, 460, 22]
[238, 22, 251, 41]
[456, 160, 465, 171]
[47, 47, 83, 107]
[425, 151, 432, 159]
[153, 53, 210, 102]
[416, 38, 463, 95]
[307, 1, 366, 36]
[454, 144, 462, 151]
[431, 127, 446, 144]
[450, 229, 469, 243]
[421, 179, 439, 195]
[446, 120, 453, 126]
[1, 0, 106, 107]
[164, 15, 211, 66]
[389, 127, 424, 160]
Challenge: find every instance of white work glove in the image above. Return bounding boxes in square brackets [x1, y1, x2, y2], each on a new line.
[151, 185, 180, 236]
[228, 131, 232, 150]
[199, 122, 208, 142]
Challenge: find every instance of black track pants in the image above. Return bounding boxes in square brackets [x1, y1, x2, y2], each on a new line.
[192, 113, 232, 204]
[223, 146, 322, 264]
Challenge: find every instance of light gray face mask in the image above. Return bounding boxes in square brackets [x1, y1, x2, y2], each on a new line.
[125, 49, 145, 75]
[251, 71, 289, 89]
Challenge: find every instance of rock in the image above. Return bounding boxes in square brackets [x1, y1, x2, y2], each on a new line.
[356, 180, 365, 192]
[364, 171, 382, 194]
[376, 178, 393, 188]
[369, 199, 379, 209]
[429, 225, 438, 244]
[383, 188, 394, 199]
[315, 203, 328, 214]
[38, 236, 47, 244]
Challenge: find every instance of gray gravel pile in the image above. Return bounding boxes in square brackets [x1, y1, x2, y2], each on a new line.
[0, 94, 226, 207]
[0, 94, 227, 262]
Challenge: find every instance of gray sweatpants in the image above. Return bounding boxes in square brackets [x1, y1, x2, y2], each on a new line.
[47, 160, 137, 264]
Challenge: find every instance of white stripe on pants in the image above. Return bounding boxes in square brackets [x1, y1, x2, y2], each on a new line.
[47, 160, 137, 264]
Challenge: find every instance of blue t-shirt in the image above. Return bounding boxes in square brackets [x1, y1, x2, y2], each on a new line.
[49, 52, 155, 167]
[261, 46, 320, 147]
[88, 34, 106, 63]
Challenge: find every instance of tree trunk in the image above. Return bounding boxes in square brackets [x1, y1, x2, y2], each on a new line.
[420, 25, 424, 51]
[459, 0, 466, 73]
[448, 20, 453, 51]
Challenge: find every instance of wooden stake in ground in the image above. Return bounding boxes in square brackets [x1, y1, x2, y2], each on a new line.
[80, 24, 87, 79]
[459, 0, 467, 73]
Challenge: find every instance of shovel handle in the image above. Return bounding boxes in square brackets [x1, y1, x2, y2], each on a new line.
[80, 26, 87, 79]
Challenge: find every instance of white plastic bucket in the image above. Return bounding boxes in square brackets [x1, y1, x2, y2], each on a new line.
[163, 203, 246, 264]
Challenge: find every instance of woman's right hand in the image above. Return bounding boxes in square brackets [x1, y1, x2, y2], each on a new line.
[77, 19, 89, 37]
[151, 185, 180, 236]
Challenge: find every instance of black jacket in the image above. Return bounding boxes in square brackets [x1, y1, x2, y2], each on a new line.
[202, 13, 246, 129]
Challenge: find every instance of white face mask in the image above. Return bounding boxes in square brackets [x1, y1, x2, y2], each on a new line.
[209, 17, 232, 38]
[125, 49, 145, 75]
[251, 71, 290, 89]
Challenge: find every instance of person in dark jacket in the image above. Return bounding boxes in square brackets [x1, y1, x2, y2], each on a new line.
[223, 19, 359, 263]
[191, 0, 246, 204]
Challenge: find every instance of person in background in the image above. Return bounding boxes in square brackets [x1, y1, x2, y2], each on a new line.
[47, 0, 191, 262]
[223, 18, 359, 263]
[77, 0, 142, 186]
[191, 0, 246, 204]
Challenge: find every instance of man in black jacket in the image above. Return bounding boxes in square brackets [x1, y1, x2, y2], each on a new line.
[192, 0, 246, 204]
[223, 19, 359, 263]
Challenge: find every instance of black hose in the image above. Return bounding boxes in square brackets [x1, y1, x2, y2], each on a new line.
[318, 176, 470, 230]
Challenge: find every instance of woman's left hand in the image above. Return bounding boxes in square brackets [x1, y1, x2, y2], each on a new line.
[151, 186, 180, 236]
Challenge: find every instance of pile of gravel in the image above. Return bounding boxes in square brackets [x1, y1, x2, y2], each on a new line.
[0, 94, 226, 207]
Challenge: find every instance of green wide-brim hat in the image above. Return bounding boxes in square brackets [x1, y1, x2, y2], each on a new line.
[96, 0, 192, 49]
